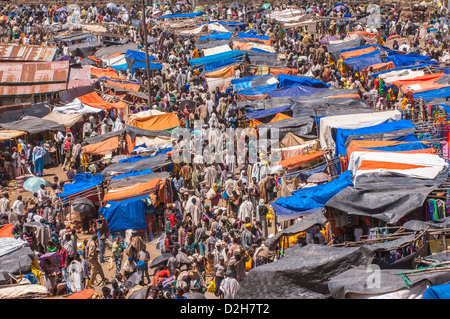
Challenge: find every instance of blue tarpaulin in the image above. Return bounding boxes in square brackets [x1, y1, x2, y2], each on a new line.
[386, 52, 434, 67]
[231, 74, 267, 91]
[188, 50, 245, 67]
[237, 83, 278, 96]
[159, 11, 205, 19]
[58, 173, 104, 198]
[422, 283, 450, 299]
[272, 170, 354, 217]
[334, 119, 417, 157]
[277, 74, 330, 88]
[344, 51, 383, 71]
[237, 32, 269, 40]
[413, 87, 450, 101]
[110, 168, 154, 180]
[125, 49, 155, 61]
[198, 32, 233, 42]
[100, 195, 148, 233]
[204, 58, 240, 73]
[246, 104, 291, 120]
[371, 62, 436, 79]
[267, 85, 328, 99]
[339, 44, 378, 54]
[132, 60, 163, 70]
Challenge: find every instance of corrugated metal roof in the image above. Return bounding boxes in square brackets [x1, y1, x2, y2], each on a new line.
[0, 61, 69, 97]
[0, 44, 57, 62]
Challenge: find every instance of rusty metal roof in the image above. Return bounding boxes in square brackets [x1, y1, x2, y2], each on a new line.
[0, 44, 57, 62]
[0, 61, 69, 97]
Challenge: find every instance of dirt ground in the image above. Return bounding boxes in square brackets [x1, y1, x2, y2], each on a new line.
[7, 164, 217, 298]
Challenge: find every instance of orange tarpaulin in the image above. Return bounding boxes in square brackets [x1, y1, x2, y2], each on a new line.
[204, 66, 236, 79]
[326, 93, 360, 99]
[0, 223, 14, 238]
[269, 67, 298, 76]
[270, 113, 292, 123]
[90, 67, 125, 81]
[250, 119, 264, 127]
[347, 147, 435, 160]
[237, 93, 269, 101]
[341, 46, 376, 59]
[81, 136, 119, 155]
[106, 80, 140, 92]
[64, 289, 97, 299]
[129, 112, 180, 131]
[392, 73, 449, 93]
[277, 151, 325, 170]
[361, 61, 395, 79]
[357, 160, 428, 171]
[78, 91, 127, 110]
[104, 178, 166, 202]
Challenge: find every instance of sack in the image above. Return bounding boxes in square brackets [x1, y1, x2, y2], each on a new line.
[108, 257, 114, 271]
[207, 280, 216, 293]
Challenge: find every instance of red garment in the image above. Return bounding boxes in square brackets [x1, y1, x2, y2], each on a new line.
[169, 213, 177, 228]
[58, 248, 68, 268]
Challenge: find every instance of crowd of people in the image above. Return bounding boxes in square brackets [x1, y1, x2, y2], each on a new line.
[0, 0, 449, 299]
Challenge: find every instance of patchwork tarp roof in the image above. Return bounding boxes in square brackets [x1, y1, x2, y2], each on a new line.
[0, 115, 65, 134]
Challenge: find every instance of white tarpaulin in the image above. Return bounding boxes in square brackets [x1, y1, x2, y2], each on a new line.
[379, 70, 425, 84]
[319, 110, 402, 151]
[348, 152, 449, 182]
[52, 99, 103, 114]
[102, 53, 127, 67]
[0, 237, 27, 257]
[267, 9, 306, 22]
[203, 44, 232, 56]
[179, 22, 229, 35]
[205, 75, 235, 94]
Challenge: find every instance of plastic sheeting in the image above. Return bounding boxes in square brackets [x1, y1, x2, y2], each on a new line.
[235, 244, 375, 299]
[265, 210, 327, 250]
[257, 116, 314, 139]
[267, 85, 328, 99]
[334, 119, 417, 157]
[0, 115, 65, 134]
[0, 244, 35, 275]
[273, 170, 353, 220]
[319, 110, 402, 150]
[188, 50, 245, 68]
[58, 173, 104, 199]
[326, 169, 449, 225]
[246, 105, 291, 120]
[109, 171, 170, 189]
[328, 266, 450, 299]
[129, 112, 179, 131]
[100, 195, 148, 233]
[277, 74, 329, 88]
[101, 153, 169, 177]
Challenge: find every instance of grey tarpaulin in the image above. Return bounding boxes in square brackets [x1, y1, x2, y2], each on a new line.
[245, 50, 286, 67]
[0, 115, 65, 134]
[257, 116, 314, 139]
[85, 129, 123, 145]
[328, 265, 450, 299]
[235, 244, 375, 299]
[101, 153, 169, 177]
[71, 198, 96, 216]
[0, 103, 50, 124]
[196, 39, 231, 50]
[125, 125, 171, 142]
[291, 97, 370, 118]
[52, 32, 95, 42]
[109, 172, 171, 188]
[0, 246, 35, 276]
[264, 209, 327, 251]
[401, 217, 450, 231]
[95, 42, 139, 59]
[325, 169, 449, 225]
[68, 42, 103, 58]
[422, 251, 450, 264]
[238, 97, 292, 111]
[344, 127, 418, 147]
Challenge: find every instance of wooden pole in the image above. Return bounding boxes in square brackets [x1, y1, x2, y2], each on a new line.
[142, 0, 153, 108]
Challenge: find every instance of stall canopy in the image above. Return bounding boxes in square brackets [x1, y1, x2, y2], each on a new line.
[326, 169, 449, 225]
[272, 170, 354, 221]
[129, 112, 179, 131]
[101, 153, 169, 178]
[77, 91, 127, 110]
[81, 136, 119, 155]
[103, 177, 166, 202]
[100, 195, 148, 233]
[0, 115, 64, 134]
[42, 112, 83, 128]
